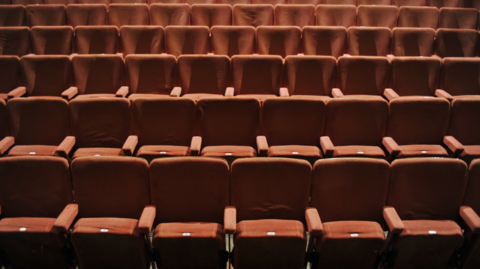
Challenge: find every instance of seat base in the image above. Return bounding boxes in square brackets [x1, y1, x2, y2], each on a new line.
[136, 145, 190, 162]
[8, 145, 59, 157]
[397, 144, 449, 158]
[72, 147, 125, 159]
[333, 145, 386, 158]
[268, 145, 322, 164]
[201, 145, 256, 164]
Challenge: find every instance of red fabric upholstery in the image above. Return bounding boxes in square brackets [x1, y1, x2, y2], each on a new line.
[397, 6, 439, 28]
[302, 26, 347, 58]
[30, 26, 73, 55]
[388, 57, 441, 96]
[332, 145, 386, 158]
[316, 5, 356, 28]
[191, 4, 232, 27]
[396, 144, 448, 157]
[233, 4, 274, 27]
[337, 56, 389, 96]
[274, 4, 315, 28]
[429, 0, 460, 7]
[393, 0, 427, 5]
[0, 99, 8, 139]
[439, 7, 478, 29]
[284, 56, 335, 96]
[0, 27, 31, 56]
[126, 54, 176, 96]
[107, 4, 149, 28]
[201, 146, 257, 162]
[448, 98, 480, 161]
[12, 0, 42, 5]
[149, 4, 190, 27]
[440, 58, 480, 96]
[210, 26, 256, 57]
[436, 29, 479, 57]
[0, 5, 25, 27]
[74, 26, 118, 54]
[25, 4, 66, 27]
[357, 5, 398, 29]
[120, 26, 164, 56]
[165, 26, 210, 57]
[347, 27, 391, 56]
[66, 4, 107, 27]
[464, 161, 480, 217]
[256, 26, 301, 57]
[72, 147, 125, 158]
[0, 56, 22, 98]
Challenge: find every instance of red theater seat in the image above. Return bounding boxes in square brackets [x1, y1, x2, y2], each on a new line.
[120, 26, 164, 56]
[347, 27, 391, 56]
[210, 26, 256, 57]
[436, 58, 480, 98]
[149, 4, 190, 27]
[30, 26, 73, 55]
[190, 4, 232, 27]
[25, 4, 66, 27]
[256, 26, 301, 57]
[0, 56, 23, 101]
[74, 26, 119, 54]
[435, 28, 479, 57]
[315, 5, 356, 28]
[0, 99, 8, 141]
[439, 7, 479, 29]
[0, 5, 25, 27]
[165, 26, 210, 57]
[233, 4, 274, 27]
[302, 26, 347, 58]
[0, 27, 31, 57]
[393, 0, 426, 6]
[397, 6, 439, 28]
[429, 0, 460, 7]
[357, 5, 398, 29]
[274, 4, 315, 28]
[66, 4, 108, 27]
[391, 27, 436, 56]
[108, 4, 149, 27]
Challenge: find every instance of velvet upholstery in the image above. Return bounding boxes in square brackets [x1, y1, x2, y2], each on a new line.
[149, 4, 190, 27]
[0, 99, 8, 139]
[0, 56, 22, 99]
[302, 26, 347, 58]
[357, 5, 398, 29]
[274, 4, 315, 28]
[74, 26, 119, 54]
[391, 27, 436, 56]
[324, 0, 356, 4]
[388, 57, 441, 96]
[120, 26, 164, 56]
[336, 56, 389, 96]
[448, 98, 480, 162]
[347, 27, 391, 56]
[397, 6, 439, 28]
[288, 0, 320, 3]
[393, 0, 427, 5]
[429, 0, 460, 7]
[30, 26, 73, 55]
[210, 26, 256, 57]
[45, 0, 77, 3]
[316, 5, 356, 28]
[191, 4, 232, 27]
[439, 7, 478, 29]
[0, 5, 25, 27]
[256, 26, 301, 57]
[107, 4, 149, 28]
[66, 4, 108, 27]
[435, 28, 479, 57]
[439, 57, 480, 96]
[464, 160, 480, 219]
[77, 0, 110, 3]
[0, 27, 31, 56]
[25, 4, 66, 27]
[165, 26, 210, 57]
[233, 4, 274, 27]
[12, 0, 42, 4]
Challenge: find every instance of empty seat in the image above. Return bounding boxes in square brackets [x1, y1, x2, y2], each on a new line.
[284, 55, 336, 98]
[25, 4, 66, 27]
[74, 26, 119, 54]
[233, 4, 274, 27]
[461, 0, 480, 8]
[210, 26, 255, 57]
[302, 26, 347, 58]
[69, 98, 135, 158]
[315, 5, 356, 28]
[436, 58, 480, 98]
[274, 4, 314, 28]
[347, 27, 391, 56]
[150, 157, 229, 269]
[228, 158, 312, 269]
[149, 4, 190, 27]
[120, 26, 164, 56]
[66, 4, 108, 27]
[0, 157, 76, 268]
[397, 6, 439, 28]
[429, 0, 460, 7]
[165, 26, 210, 57]
[321, 98, 388, 158]
[357, 5, 398, 29]
[196, 98, 260, 162]
[436, 29, 479, 57]
[310, 158, 390, 269]
[108, 4, 149, 27]
[0, 27, 31, 56]
[391, 27, 436, 56]
[70, 157, 151, 269]
[383, 97, 450, 158]
[256, 26, 301, 57]
[0, 56, 23, 101]
[30, 26, 73, 55]
[0, 5, 25, 27]
[393, 0, 426, 5]
[191, 4, 232, 27]
[12, 0, 42, 4]
[439, 7, 479, 29]
[384, 158, 467, 268]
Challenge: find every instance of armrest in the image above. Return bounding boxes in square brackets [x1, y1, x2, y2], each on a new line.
[122, 135, 138, 156]
[460, 206, 480, 234]
[435, 89, 453, 100]
[256, 135, 269, 156]
[224, 206, 236, 235]
[54, 204, 78, 233]
[0, 136, 15, 155]
[56, 136, 75, 158]
[305, 207, 323, 236]
[383, 206, 404, 234]
[386, 54, 395, 61]
[383, 137, 400, 157]
[190, 136, 202, 156]
[61, 87, 78, 100]
[170, 87, 182, 97]
[138, 205, 156, 234]
[116, 86, 129, 98]
[320, 136, 334, 157]
[279, 87, 290, 97]
[225, 87, 234, 97]
[384, 88, 400, 101]
[7, 86, 26, 99]
[331, 88, 344, 98]
[444, 136, 465, 156]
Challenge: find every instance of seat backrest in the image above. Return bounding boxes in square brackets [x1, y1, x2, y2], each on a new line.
[191, 4, 232, 27]
[429, 0, 460, 7]
[233, 4, 274, 27]
[397, 6, 439, 28]
[196, 97, 260, 147]
[387, 97, 450, 145]
[436, 29, 479, 57]
[25, 4, 66, 27]
[71, 156, 149, 219]
[357, 5, 398, 29]
[72, 55, 125, 95]
[325, 98, 388, 146]
[261, 97, 326, 146]
[0, 27, 31, 56]
[311, 158, 390, 223]
[391, 27, 436, 56]
[388, 158, 468, 222]
[256, 26, 301, 57]
[464, 160, 480, 214]
[347, 26, 391, 56]
[150, 157, 229, 225]
[302, 26, 347, 58]
[388, 57, 441, 96]
[315, 5, 356, 28]
[231, 55, 283, 96]
[447, 98, 480, 145]
[393, 0, 426, 6]
[284, 55, 336, 96]
[274, 4, 315, 28]
[132, 97, 196, 147]
[120, 26, 164, 56]
[149, 4, 190, 27]
[0, 5, 25, 26]
[231, 158, 312, 222]
[440, 57, 480, 96]
[66, 4, 107, 27]
[21, 55, 73, 97]
[439, 7, 478, 29]
[30, 26, 73, 55]
[210, 26, 256, 57]
[0, 156, 73, 218]
[12, 0, 42, 4]
[107, 4, 149, 27]
[74, 26, 119, 54]
[178, 55, 230, 95]
[164, 26, 210, 57]
[0, 56, 22, 95]
[69, 98, 132, 148]
[0, 99, 9, 139]
[336, 56, 389, 96]
[125, 54, 176, 95]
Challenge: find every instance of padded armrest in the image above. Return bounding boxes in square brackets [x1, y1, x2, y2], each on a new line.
[122, 135, 138, 156]
[460, 206, 480, 234]
[116, 86, 129, 98]
[383, 206, 404, 234]
[331, 88, 344, 98]
[61, 87, 78, 100]
[256, 135, 269, 156]
[170, 87, 182, 97]
[56, 136, 76, 158]
[8, 86, 26, 99]
[279, 87, 290, 97]
[54, 204, 78, 233]
[435, 89, 453, 100]
[305, 207, 323, 236]
[444, 136, 465, 156]
[138, 205, 156, 234]
[384, 88, 400, 101]
[224, 206, 236, 235]
[383, 137, 400, 157]
[320, 136, 334, 157]
[225, 87, 234, 97]
[190, 136, 202, 156]
[0, 136, 15, 155]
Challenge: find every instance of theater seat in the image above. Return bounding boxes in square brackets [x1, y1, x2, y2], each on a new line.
[315, 5, 356, 28]
[30, 26, 73, 55]
[149, 4, 190, 27]
[210, 26, 256, 57]
[66, 4, 107, 27]
[0, 56, 23, 101]
[0, 99, 8, 142]
[74, 26, 119, 54]
[108, 4, 149, 27]
[25, 4, 66, 27]
[347, 27, 391, 56]
[436, 58, 480, 99]
[393, 0, 426, 5]
[120, 26, 164, 56]
[0, 5, 25, 27]
[274, 4, 315, 28]
[391, 27, 436, 57]
[165, 26, 210, 57]
[429, 0, 460, 7]
[256, 26, 301, 57]
[435, 29, 479, 57]
[357, 5, 398, 29]
[302, 26, 347, 58]
[191, 4, 232, 27]
[233, 4, 274, 27]
[439, 7, 479, 29]
[12, 0, 42, 4]
[397, 6, 439, 29]
[0, 27, 31, 57]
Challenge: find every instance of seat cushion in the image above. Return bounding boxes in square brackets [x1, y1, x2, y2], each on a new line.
[136, 145, 190, 162]
[234, 219, 306, 269]
[75, 94, 118, 99]
[0, 217, 57, 234]
[8, 145, 59, 157]
[397, 144, 449, 158]
[333, 145, 386, 158]
[268, 145, 322, 158]
[201, 146, 257, 158]
[152, 223, 225, 269]
[72, 147, 125, 159]
[460, 145, 480, 163]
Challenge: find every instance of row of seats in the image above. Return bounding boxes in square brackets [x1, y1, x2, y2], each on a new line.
[2, 4, 479, 29]
[0, 156, 480, 269]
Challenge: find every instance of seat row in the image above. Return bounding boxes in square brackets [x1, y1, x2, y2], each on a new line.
[1, 156, 480, 269]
